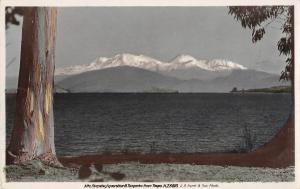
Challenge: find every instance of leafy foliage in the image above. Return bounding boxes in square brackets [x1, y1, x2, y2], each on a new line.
[239, 124, 256, 153]
[228, 6, 294, 81]
[5, 7, 23, 29]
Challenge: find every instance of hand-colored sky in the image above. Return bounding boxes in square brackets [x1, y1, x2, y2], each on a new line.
[6, 7, 286, 76]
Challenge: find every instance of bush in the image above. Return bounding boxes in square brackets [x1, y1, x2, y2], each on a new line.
[237, 124, 257, 153]
[149, 141, 157, 154]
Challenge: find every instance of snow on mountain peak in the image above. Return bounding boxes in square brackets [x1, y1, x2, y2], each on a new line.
[172, 54, 197, 62]
[206, 59, 247, 71]
[55, 53, 247, 76]
[171, 55, 210, 70]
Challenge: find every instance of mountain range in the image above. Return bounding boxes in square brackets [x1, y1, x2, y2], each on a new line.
[55, 53, 247, 80]
[56, 66, 287, 93]
[6, 53, 289, 93]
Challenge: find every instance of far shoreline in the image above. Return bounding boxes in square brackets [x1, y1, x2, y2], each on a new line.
[4, 91, 292, 95]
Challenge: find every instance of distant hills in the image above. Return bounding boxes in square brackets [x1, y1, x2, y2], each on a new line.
[231, 86, 291, 93]
[57, 66, 181, 93]
[55, 66, 288, 93]
[6, 53, 289, 93]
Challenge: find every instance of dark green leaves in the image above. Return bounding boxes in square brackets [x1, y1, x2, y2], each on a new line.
[252, 27, 265, 43]
[228, 6, 293, 81]
[5, 7, 24, 29]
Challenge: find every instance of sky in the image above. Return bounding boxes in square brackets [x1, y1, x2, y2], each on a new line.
[6, 7, 286, 76]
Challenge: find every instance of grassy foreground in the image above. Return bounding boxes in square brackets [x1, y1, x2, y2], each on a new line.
[5, 160, 294, 182]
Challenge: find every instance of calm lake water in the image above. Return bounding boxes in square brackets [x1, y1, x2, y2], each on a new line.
[6, 93, 292, 156]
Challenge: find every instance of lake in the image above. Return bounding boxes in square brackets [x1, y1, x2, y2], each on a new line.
[6, 93, 292, 156]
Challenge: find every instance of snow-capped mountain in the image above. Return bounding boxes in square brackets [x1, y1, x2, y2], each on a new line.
[7, 52, 287, 93]
[56, 66, 287, 93]
[55, 53, 247, 76]
[170, 55, 246, 71]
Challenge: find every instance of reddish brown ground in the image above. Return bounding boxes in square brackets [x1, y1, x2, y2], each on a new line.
[59, 113, 294, 169]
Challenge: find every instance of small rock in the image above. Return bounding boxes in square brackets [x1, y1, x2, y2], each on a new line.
[78, 165, 92, 179]
[94, 163, 103, 172]
[38, 169, 46, 175]
[109, 172, 125, 181]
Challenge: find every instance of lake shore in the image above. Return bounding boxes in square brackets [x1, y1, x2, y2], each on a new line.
[5, 112, 294, 183]
[5, 159, 294, 182]
[5, 111, 295, 182]
[59, 112, 294, 168]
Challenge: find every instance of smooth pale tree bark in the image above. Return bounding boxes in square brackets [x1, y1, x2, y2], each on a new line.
[6, 7, 60, 166]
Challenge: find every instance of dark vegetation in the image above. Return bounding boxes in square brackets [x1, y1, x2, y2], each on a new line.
[5, 7, 23, 29]
[231, 86, 291, 93]
[242, 86, 291, 93]
[229, 6, 294, 81]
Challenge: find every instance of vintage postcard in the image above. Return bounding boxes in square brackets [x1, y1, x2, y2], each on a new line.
[0, 0, 299, 189]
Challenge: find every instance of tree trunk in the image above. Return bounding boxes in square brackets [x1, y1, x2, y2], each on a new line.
[6, 7, 59, 166]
